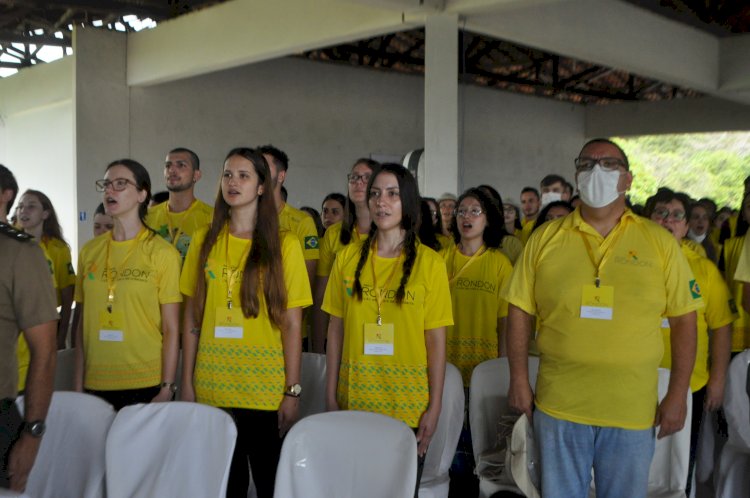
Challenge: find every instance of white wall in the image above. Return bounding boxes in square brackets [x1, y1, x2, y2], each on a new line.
[122, 56, 584, 213]
[0, 57, 77, 256]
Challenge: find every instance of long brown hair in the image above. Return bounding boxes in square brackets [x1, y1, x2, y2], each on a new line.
[192, 148, 287, 328]
[21, 189, 68, 247]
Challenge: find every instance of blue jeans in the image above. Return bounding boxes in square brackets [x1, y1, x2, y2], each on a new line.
[534, 409, 655, 498]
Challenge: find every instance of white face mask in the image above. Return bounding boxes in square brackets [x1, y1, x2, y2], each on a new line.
[577, 165, 623, 208]
[688, 228, 707, 243]
[541, 191, 562, 207]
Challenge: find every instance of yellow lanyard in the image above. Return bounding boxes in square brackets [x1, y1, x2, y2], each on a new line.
[370, 241, 403, 325]
[579, 228, 624, 288]
[105, 228, 145, 312]
[224, 227, 253, 309]
[448, 244, 486, 286]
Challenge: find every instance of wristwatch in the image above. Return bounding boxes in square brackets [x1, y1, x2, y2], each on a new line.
[161, 382, 178, 394]
[22, 420, 46, 438]
[284, 383, 302, 398]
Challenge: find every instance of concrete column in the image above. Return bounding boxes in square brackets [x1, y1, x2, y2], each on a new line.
[74, 27, 130, 249]
[424, 13, 460, 198]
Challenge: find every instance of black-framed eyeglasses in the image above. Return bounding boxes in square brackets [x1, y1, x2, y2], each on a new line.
[652, 207, 686, 221]
[574, 157, 626, 173]
[455, 207, 484, 218]
[347, 173, 371, 185]
[95, 178, 137, 192]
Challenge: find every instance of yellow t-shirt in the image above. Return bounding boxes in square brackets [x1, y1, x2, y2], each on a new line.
[145, 199, 213, 261]
[682, 238, 707, 259]
[660, 245, 736, 392]
[316, 221, 368, 277]
[42, 237, 76, 303]
[180, 227, 312, 410]
[441, 246, 513, 386]
[503, 208, 703, 430]
[322, 241, 453, 427]
[723, 235, 750, 351]
[279, 203, 319, 261]
[436, 233, 455, 253]
[18, 239, 64, 391]
[519, 217, 536, 244]
[500, 235, 524, 265]
[75, 230, 182, 390]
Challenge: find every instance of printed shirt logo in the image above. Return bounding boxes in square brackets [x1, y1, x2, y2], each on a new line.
[689, 279, 702, 299]
[87, 262, 98, 280]
[344, 277, 354, 297]
[305, 236, 319, 249]
[628, 250, 638, 261]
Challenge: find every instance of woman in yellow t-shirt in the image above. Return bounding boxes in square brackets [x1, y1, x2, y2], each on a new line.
[719, 191, 750, 352]
[17, 189, 75, 348]
[477, 184, 524, 264]
[322, 163, 453, 494]
[312, 158, 380, 353]
[442, 187, 514, 385]
[180, 148, 311, 498]
[74, 159, 182, 411]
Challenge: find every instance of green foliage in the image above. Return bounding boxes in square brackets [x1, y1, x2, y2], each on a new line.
[613, 133, 749, 209]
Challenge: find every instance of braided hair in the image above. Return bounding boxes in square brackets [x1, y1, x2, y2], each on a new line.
[352, 163, 421, 305]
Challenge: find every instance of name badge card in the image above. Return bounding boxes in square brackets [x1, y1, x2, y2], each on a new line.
[99, 310, 124, 342]
[363, 323, 395, 355]
[580, 285, 614, 320]
[661, 317, 670, 329]
[214, 308, 244, 339]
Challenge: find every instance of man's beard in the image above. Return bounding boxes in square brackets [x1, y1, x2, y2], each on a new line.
[167, 181, 192, 193]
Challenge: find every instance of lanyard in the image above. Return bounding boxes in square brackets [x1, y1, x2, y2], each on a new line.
[224, 227, 252, 309]
[105, 228, 145, 312]
[578, 227, 624, 288]
[448, 244, 486, 286]
[370, 241, 402, 325]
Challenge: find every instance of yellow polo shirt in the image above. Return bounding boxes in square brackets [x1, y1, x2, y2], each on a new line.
[180, 227, 312, 410]
[519, 218, 536, 244]
[146, 199, 213, 261]
[75, 231, 182, 390]
[441, 246, 513, 386]
[322, 240, 453, 427]
[504, 208, 702, 429]
[279, 203, 319, 261]
[723, 235, 750, 351]
[660, 244, 736, 392]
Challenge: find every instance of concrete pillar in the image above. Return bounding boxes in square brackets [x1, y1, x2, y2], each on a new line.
[424, 13, 460, 198]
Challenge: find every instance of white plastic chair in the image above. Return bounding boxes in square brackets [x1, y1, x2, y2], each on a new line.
[53, 348, 75, 391]
[105, 401, 237, 498]
[299, 352, 327, 419]
[469, 356, 540, 498]
[715, 350, 750, 498]
[15, 391, 115, 498]
[418, 362, 464, 498]
[644, 368, 693, 498]
[273, 410, 417, 498]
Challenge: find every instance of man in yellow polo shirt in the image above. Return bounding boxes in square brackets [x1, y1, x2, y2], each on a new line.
[519, 187, 540, 243]
[257, 145, 319, 288]
[146, 148, 213, 262]
[504, 139, 701, 498]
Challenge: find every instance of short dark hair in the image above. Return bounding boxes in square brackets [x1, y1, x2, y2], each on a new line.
[644, 188, 694, 221]
[540, 174, 567, 188]
[520, 187, 539, 199]
[257, 145, 289, 172]
[0, 164, 19, 213]
[152, 190, 169, 204]
[95, 202, 106, 215]
[579, 138, 630, 169]
[169, 147, 200, 170]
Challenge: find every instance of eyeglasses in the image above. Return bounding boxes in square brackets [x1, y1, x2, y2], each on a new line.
[347, 173, 371, 185]
[455, 207, 484, 218]
[95, 178, 137, 192]
[652, 207, 686, 221]
[574, 157, 627, 173]
[503, 206, 516, 213]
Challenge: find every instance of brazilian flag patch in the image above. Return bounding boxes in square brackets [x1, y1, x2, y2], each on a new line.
[304, 236, 318, 249]
[689, 279, 702, 299]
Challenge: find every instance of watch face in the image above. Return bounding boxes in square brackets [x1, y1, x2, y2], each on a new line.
[25, 420, 46, 437]
[290, 384, 302, 395]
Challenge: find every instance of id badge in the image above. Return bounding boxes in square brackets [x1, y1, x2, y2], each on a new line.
[660, 317, 670, 329]
[363, 323, 395, 355]
[99, 310, 125, 342]
[214, 307, 244, 339]
[580, 285, 614, 320]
